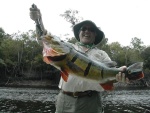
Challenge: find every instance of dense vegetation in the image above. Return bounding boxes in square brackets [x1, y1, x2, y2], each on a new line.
[0, 9, 149, 87]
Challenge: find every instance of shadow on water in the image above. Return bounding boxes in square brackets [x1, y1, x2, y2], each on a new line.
[0, 87, 150, 113]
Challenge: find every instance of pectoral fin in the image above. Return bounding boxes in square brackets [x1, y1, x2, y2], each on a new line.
[61, 69, 69, 82]
[127, 62, 143, 73]
[100, 82, 114, 90]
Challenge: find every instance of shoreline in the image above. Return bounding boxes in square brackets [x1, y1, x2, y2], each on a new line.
[0, 80, 59, 89]
[0, 79, 149, 90]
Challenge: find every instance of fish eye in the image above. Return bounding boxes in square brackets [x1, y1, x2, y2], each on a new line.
[128, 70, 131, 74]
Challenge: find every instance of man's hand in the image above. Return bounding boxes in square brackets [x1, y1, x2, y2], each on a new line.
[30, 4, 41, 21]
[116, 66, 130, 83]
[29, 4, 47, 36]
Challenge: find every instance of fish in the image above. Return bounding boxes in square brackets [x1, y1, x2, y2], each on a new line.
[40, 34, 144, 90]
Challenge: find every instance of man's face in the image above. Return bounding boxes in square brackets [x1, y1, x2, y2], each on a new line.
[79, 24, 97, 45]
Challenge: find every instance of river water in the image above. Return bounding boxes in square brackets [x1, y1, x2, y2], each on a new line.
[0, 87, 149, 113]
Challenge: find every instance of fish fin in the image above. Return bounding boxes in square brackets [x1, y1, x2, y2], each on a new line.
[60, 70, 69, 82]
[125, 62, 144, 80]
[127, 62, 143, 72]
[130, 71, 144, 81]
[139, 71, 144, 79]
[100, 82, 114, 91]
[43, 57, 51, 64]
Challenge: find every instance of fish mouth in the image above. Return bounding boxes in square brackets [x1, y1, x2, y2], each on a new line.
[44, 47, 66, 56]
[47, 55, 67, 61]
[43, 47, 67, 61]
[42, 41, 69, 63]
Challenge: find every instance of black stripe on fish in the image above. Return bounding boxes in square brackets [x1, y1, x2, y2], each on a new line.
[66, 61, 84, 73]
[101, 68, 104, 78]
[71, 54, 78, 62]
[84, 62, 92, 76]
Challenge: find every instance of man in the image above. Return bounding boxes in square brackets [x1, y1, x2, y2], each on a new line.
[30, 5, 129, 113]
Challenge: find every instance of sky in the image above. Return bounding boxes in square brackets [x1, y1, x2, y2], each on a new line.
[0, 0, 150, 46]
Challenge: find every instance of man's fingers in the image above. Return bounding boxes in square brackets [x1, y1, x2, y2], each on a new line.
[30, 10, 41, 21]
[116, 72, 128, 83]
[116, 72, 121, 82]
[121, 73, 125, 82]
[30, 7, 40, 11]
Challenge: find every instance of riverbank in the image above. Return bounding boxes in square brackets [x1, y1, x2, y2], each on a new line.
[0, 78, 149, 90]
[0, 79, 59, 89]
[1, 81, 149, 91]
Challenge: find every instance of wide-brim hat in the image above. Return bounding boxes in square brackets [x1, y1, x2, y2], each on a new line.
[73, 20, 105, 45]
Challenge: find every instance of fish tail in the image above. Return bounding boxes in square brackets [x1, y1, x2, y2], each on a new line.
[126, 62, 144, 80]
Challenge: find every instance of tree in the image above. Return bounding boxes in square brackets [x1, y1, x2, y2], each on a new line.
[60, 9, 83, 27]
[67, 37, 78, 44]
[0, 27, 5, 43]
[97, 37, 109, 49]
[129, 37, 144, 64]
[107, 42, 127, 66]
[0, 28, 6, 68]
[141, 46, 150, 70]
[130, 37, 145, 51]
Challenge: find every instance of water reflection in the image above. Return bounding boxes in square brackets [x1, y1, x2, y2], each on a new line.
[0, 87, 150, 113]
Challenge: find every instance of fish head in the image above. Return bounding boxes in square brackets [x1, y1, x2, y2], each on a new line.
[42, 35, 70, 57]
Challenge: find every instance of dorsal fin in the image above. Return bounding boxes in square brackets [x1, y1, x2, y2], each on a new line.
[127, 62, 143, 73]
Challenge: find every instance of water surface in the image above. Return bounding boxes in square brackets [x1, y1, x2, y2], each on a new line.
[0, 87, 149, 113]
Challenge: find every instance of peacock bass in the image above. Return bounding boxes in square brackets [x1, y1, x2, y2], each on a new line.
[41, 35, 144, 90]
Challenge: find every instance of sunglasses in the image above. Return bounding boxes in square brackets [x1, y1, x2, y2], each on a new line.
[80, 27, 95, 32]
